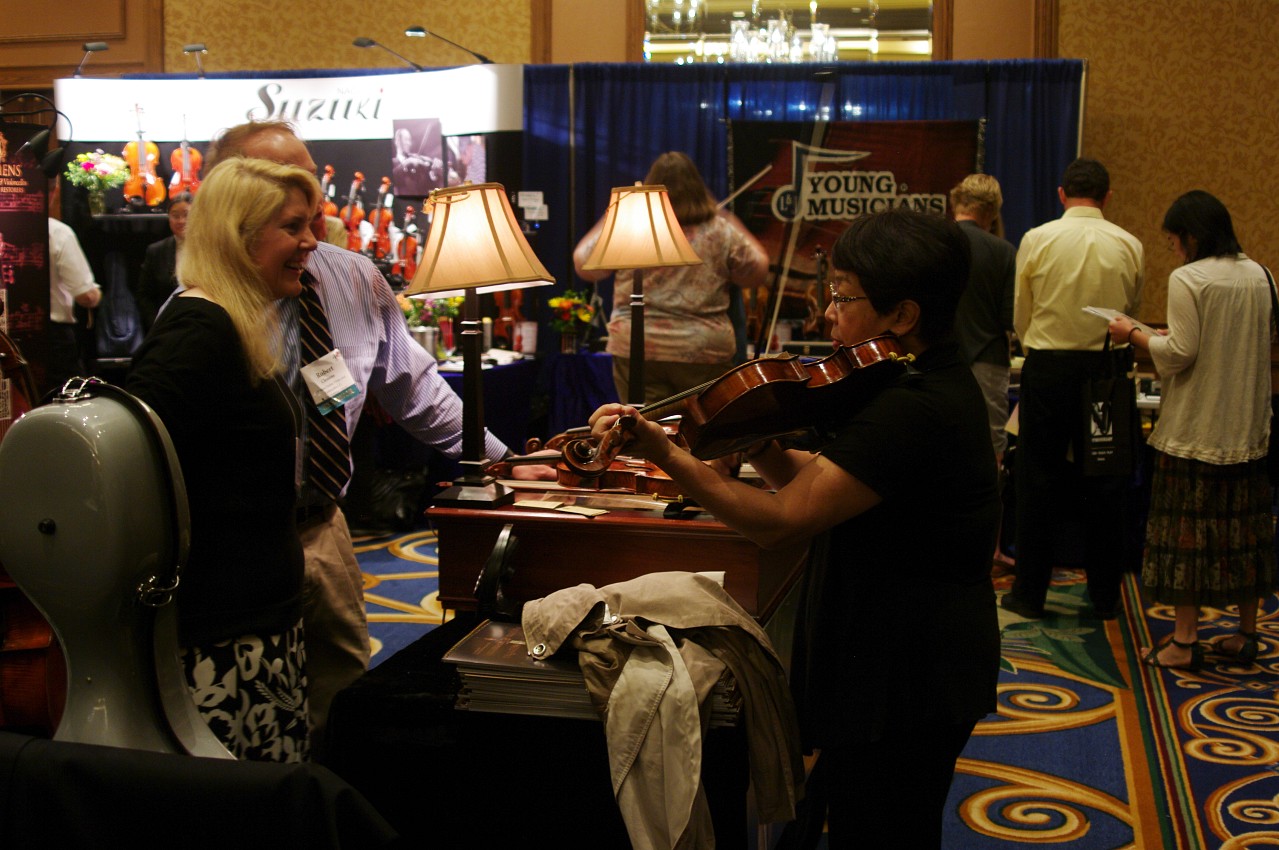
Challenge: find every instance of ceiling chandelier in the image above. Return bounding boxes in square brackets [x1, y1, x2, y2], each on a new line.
[643, 1, 931, 65]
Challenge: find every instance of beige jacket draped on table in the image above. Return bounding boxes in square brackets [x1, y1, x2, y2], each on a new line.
[522, 571, 804, 850]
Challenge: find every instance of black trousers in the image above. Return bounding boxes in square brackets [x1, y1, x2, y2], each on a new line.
[1009, 347, 1134, 612]
[784, 719, 977, 849]
[43, 321, 85, 397]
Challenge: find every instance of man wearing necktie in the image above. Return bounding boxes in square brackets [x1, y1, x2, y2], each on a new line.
[204, 121, 552, 752]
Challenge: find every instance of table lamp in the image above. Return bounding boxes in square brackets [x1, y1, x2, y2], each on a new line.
[404, 182, 554, 507]
[579, 183, 702, 405]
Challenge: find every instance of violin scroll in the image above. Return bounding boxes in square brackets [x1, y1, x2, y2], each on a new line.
[561, 415, 638, 477]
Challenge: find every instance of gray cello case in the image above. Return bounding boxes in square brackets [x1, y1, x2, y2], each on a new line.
[0, 378, 230, 757]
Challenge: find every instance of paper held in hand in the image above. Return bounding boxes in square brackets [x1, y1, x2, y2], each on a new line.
[1082, 306, 1160, 338]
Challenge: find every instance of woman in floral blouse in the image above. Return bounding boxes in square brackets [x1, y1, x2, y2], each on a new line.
[574, 151, 769, 404]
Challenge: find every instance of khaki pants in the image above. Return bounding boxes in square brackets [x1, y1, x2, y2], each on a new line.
[611, 357, 730, 406]
[298, 505, 371, 752]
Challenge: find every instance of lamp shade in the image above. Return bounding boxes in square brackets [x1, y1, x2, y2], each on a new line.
[404, 182, 554, 297]
[580, 183, 703, 271]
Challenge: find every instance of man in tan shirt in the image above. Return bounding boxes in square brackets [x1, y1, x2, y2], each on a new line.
[1003, 158, 1144, 621]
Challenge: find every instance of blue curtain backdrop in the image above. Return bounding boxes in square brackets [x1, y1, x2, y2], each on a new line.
[523, 59, 1084, 305]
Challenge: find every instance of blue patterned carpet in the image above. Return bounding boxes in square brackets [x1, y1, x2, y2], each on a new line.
[354, 532, 1279, 848]
[353, 530, 446, 666]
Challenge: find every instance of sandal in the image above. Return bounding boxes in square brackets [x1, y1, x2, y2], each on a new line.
[1143, 636, 1203, 672]
[1214, 631, 1260, 663]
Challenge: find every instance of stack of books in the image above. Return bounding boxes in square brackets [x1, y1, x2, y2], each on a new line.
[444, 618, 741, 726]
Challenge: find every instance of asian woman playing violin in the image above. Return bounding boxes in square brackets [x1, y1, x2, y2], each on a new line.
[588, 208, 1000, 848]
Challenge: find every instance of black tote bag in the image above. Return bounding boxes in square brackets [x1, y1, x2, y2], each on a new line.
[1081, 334, 1138, 477]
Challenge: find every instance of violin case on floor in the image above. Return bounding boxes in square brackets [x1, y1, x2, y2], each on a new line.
[0, 378, 228, 757]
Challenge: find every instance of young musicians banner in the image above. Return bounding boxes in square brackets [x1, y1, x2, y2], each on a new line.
[0, 121, 49, 438]
[730, 119, 982, 349]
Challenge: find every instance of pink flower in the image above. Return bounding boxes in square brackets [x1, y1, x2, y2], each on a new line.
[81, 161, 95, 172]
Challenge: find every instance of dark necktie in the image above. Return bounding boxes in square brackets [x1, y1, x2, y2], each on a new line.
[297, 278, 351, 502]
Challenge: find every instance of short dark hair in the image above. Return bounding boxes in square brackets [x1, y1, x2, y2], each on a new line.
[1060, 158, 1110, 202]
[1162, 190, 1242, 261]
[831, 208, 970, 346]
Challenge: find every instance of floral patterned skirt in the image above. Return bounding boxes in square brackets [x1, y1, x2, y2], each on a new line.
[181, 620, 310, 763]
[1142, 452, 1276, 608]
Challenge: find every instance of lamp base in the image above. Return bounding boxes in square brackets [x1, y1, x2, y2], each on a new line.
[432, 478, 516, 509]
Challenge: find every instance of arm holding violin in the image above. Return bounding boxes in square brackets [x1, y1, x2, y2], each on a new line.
[589, 402, 880, 550]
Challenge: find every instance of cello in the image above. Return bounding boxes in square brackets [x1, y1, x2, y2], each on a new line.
[320, 166, 339, 218]
[340, 173, 366, 252]
[168, 115, 202, 196]
[561, 334, 913, 476]
[393, 205, 419, 280]
[367, 177, 394, 259]
[122, 104, 166, 209]
[0, 328, 66, 736]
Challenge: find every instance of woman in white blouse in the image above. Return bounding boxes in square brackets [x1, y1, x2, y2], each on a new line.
[1109, 190, 1274, 670]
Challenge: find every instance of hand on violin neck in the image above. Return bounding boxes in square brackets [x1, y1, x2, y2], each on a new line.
[587, 403, 676, 466]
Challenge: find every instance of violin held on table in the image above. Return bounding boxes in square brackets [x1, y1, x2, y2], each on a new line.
[122, 104, 166, 208]
[561, 334, 914, 478]
[485, 425, 686, 501]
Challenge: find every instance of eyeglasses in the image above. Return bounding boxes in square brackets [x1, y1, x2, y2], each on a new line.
[828, 281, 869, 305]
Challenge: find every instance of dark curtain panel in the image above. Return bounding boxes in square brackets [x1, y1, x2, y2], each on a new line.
[523, 59, 1084, 323]
[522, 64, 575, 318]
[968, 60, 1084, 245]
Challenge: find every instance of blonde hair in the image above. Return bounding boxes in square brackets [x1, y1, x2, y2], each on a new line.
[951, 172, 1003, 215]
[950, 173, 1005, 238]
[177, 156, 320, 382]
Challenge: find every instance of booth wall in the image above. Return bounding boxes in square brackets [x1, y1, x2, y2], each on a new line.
[1061, 0, 1279, 320]
[161, 1, 535, 71]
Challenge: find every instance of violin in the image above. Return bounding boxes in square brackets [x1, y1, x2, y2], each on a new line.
[562, 334, 913, 477]
[122, 104, 166, 208]
[340, 172, 365, 252]
[320, 165, 339, 218]
[168, 115, 202, 196]
[486, 423, 686, 501]
[367, 177, 394, 259]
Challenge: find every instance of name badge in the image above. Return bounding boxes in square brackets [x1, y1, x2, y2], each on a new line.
[300, 349, 360, 414]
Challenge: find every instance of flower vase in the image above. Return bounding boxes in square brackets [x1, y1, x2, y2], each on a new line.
[560, 331, 579, 354]
[87, 190, 107, 216]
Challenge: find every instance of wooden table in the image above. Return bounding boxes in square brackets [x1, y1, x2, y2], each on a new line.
[427, 486, 808, 621]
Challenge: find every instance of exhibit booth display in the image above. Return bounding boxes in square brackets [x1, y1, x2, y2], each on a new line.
[50, 66, 539, 362]
[40, 59, 1082, 409]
